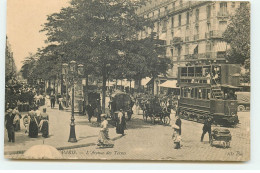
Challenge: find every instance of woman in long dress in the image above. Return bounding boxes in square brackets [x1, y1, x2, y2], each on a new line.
[28, 110, 38, 138]
[97, 114, 113, 148]
[116, 109, 126, 135]
[172, 115, 182, 149]
[39, 108, 49, 138]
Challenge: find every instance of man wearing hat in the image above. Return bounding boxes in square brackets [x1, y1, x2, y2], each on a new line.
[201, 116, 213, 142]
[5, 109, 15, 142]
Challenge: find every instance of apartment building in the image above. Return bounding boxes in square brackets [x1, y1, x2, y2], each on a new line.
[137, 0, 244, 95]
[138, 0, 243, 78]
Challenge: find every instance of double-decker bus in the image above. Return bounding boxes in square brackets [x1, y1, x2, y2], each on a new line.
[177, 64, 240, 126]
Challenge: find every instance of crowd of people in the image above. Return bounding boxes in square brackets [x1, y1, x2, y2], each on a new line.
[5, 106, 50, 143]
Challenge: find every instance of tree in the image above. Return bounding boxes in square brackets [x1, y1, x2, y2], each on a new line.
[223, 3, 250, 70]
[41, 0, 171, 112]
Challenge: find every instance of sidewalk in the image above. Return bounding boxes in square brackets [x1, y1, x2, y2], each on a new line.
[4, 105, 120, 155]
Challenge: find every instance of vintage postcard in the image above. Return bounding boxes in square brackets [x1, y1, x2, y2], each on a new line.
[4, 0, 250, 161]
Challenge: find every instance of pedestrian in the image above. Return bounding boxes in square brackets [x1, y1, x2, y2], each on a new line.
[39, 108, 49, 138]
[201, 117, 213, 143]
[86, 103, 95, 122]
[58, 97, 64, 110]
[172, 115, 182, 149]
[13, 109, 21, 131]
[28, 110, 39, 138]
[5, 109, 15, 142]
[116, 109, 126, 135]
[23, 114, 29, 134]
[97, 114, 114, 148]
[50, 93, 55, 108]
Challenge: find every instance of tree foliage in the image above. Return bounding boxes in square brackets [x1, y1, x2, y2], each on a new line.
[223, 3, 250, 69]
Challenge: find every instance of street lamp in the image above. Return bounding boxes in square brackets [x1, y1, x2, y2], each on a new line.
[62, 61, 84, 143]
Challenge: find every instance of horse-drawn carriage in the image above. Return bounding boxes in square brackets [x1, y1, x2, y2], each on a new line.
[109, 91, 134, 121]
[138, 95, 172, 125]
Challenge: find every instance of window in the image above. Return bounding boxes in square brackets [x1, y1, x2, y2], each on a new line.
[186, 12, 190, 25]
[191, 88, 194, 98]
[172, 2, 175, 10]
[202, 89, 207, 99]
[158, 9, 160, 16]
[220, 2, 228, 16]
[207, 23, 211, 32]
[178, 14, 181, 26]
[170, 48, 173, 57]
[232, 2, 235, 8]
[195, 9, 199, 22]
[206, 5, 211, 19]
[185, 45, 189, 55]
[180, 0, 183, 7]
[171, 16, 174, 28]
[207, 89, 211, 99]
[195, 88, 198, 98]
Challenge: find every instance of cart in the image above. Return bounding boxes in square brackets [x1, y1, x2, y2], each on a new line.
[210, 128, 232, 148]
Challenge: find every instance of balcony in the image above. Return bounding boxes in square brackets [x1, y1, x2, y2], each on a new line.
[205, 30, 223, 39]
[217, 11, 229, 17]
[170, 37, 183, 45]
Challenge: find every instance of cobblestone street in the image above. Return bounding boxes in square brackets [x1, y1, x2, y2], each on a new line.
[5, 105, 250, 161]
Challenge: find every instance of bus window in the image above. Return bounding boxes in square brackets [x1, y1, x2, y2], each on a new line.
[181, 67, 187, 77]
[188, 67, 195, 77]
[195, 67, 202, 77]
[207, 89, 211, 99]
[198, 89, 202, 99]
[202, 66, 210, 77]
[191, 88, 194, 98]
[202, 89, 207, 99]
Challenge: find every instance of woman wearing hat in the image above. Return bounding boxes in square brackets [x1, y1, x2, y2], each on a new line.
[39, 108, 49, 138]
[172, 115, 182, 149]
[28, 110, 39, 138]
[116, 109, 126, 135]
[97, 114, 113, 148]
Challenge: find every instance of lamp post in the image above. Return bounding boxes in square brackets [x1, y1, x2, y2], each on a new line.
[62, 61, 84, 143]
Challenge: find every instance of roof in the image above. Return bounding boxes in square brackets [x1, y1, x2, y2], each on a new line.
[159, 80, 178, 88]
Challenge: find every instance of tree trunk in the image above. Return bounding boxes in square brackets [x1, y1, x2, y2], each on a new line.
[85, 75, 89, 105]
[102, 71, 107, 114]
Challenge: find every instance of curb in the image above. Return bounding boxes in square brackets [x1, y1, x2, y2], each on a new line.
[4, 142, 96, 155]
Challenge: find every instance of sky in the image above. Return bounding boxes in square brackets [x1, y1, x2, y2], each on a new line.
[6, 0, 70, 71]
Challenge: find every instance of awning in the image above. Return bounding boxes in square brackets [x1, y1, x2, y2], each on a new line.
[159, 80, 178, 88]
[221, 84, 241, 89]
[141, 77, 152, 86]
[216, 42, 227, 52]
[106, 81, 115, 87]
[189, 44, 198, 54]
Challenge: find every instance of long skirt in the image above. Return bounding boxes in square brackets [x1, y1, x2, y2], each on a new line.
[116, 123, 124, 135]
[97, 129, 110, 145]
[41, 121, 49, 138]
[14, 120, 21, 131]
[29, 121, 38, 138]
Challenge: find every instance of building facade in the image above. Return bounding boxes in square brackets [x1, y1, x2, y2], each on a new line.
[137, 0, 243, 80]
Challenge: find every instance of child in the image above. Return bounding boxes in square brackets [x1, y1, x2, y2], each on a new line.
[23, 114, 29, 134]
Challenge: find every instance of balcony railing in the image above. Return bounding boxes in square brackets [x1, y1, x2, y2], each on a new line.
[217, 11, 229, 17]
[205, 30, 223, 39]
[184, 52, 227, 60]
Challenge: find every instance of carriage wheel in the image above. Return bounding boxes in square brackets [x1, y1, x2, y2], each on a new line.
[223, 141, 227, 149]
